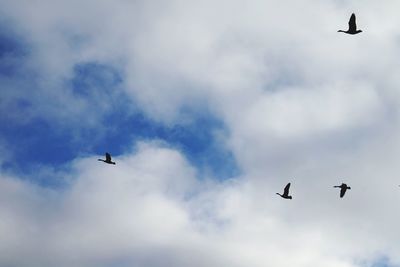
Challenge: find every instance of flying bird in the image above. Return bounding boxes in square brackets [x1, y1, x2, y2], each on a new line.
[98, 152, 116, 165]
[276, 183, 292, 199]
[334, 183, 351, 198]
[338, 13, 362, 34]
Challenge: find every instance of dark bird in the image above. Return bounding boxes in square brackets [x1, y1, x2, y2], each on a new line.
[338, 13, 362, 34]
[98, 152, 116, 165]
[334, 183, 351, 198]
[276, 183, 292, 199]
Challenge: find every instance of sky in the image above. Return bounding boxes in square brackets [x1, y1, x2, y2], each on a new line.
[1, 0, 400, 266]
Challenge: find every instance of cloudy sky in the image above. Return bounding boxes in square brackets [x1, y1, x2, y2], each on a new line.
[1, 0, 400, 266]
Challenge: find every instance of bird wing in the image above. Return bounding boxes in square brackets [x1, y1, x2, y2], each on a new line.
[106, 152, 111, 161]
[284, 183, 291, 195]
[348, 13, 357, 32]
[340, 187, 346, 198]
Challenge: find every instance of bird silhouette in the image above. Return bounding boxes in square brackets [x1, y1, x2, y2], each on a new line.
[98, 152, 116, 165]
[338, 13, 362, 34]
[276, 183, 292, 199]
[334, 183, 351, 198]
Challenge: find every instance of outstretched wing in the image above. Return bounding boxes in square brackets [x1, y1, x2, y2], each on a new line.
[106, 152, 112, 161]
[348, 13, 357, 32]
[284, 183, 291, 195]
[340, 187, 346, 198]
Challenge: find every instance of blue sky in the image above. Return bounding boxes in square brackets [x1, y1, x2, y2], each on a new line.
[0, 28, 239, 186]
[1, 1, 400, 267]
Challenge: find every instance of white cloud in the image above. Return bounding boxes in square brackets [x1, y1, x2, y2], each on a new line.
[1, 142, 400, 266]
[2, 0, 399, 126]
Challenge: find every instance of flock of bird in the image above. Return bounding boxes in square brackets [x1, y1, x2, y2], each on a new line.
[98, 13, 364, 200]
[277, 13, 362, 199]
[98, 151, 352, 199]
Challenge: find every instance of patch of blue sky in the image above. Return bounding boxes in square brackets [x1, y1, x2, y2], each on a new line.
[98, 108, 240, 181]
[70, 62, 123, 97]
[359, 256, 398, 267]
[370, 258, 397, 267]
[0, 117, 79, 186]
[0, 21, 29, 77]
